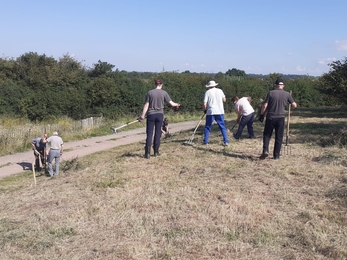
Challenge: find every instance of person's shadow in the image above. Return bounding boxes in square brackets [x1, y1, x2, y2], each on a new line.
[17, 162, 33, 171]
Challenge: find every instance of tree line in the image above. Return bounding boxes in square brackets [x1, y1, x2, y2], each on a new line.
[0, 52, 345, 122]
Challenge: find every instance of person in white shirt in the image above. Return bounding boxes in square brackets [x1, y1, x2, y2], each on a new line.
[203, 80, 229, 146]
[43, 131, 64, 177]
[232, 96, 255, 139]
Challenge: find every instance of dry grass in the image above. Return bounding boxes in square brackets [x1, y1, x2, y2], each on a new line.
[1, 110, 347, 259]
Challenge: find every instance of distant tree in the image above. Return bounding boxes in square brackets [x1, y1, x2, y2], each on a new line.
[89, 60, 115, 77]
[225, 68, 246, 77]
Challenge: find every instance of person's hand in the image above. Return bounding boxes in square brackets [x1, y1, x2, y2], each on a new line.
[236, 118, 240, 123]
[204, 110, 207, 114]
[137, 116, 144, 122]
[259, 114, 264, 123]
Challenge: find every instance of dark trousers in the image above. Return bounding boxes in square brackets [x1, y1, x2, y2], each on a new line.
[234, 112, 255, 139]
[146, 113, 164, 149]
[33, 149, 45, 169]
[262, 117, 285, 158]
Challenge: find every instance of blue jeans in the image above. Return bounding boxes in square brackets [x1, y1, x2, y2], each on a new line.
[203, 114, 229, 144]
[262, 117, 285, 158]
[146, 113, 164, 149]
[234, 112, 255, 139]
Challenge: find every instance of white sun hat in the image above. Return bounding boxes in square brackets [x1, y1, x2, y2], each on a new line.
[206, 80, 219, 88]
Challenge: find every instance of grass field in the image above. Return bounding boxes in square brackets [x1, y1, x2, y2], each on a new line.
[0, 108, 347, 259]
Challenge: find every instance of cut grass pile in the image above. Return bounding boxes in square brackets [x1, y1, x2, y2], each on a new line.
[0, 110, 347, 259]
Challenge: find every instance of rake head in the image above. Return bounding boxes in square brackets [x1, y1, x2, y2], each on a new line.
[183, 134, 195, 146]
[110, 127, 117, 134]
[283, 144, 292, 155]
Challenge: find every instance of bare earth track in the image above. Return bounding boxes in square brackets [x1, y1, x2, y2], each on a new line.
[0, 121, 199, 180]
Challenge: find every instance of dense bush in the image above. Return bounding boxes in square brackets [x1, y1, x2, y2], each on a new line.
[0, 52, 335, 122]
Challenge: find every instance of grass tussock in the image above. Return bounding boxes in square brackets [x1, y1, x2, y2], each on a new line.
[1, 110, 347, 259]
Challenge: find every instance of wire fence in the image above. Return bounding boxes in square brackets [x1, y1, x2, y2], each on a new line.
[0, 116, 103, 147]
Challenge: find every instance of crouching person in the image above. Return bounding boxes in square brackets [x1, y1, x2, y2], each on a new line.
[31, 135, 47, 171]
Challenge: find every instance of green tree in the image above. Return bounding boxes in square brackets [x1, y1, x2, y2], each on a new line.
[225, 68, 246, 77]
[317, 57, 347, 104]
[89, 60, 115, 77]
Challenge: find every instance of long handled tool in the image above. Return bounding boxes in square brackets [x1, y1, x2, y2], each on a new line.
[284, 90, 292, 155]
[231, 122, 238, 130]
[110, 120, 138, 134]
[32, 149, 43, 185]
[231, 116, 242, 131]
[183, 114, 205, 145]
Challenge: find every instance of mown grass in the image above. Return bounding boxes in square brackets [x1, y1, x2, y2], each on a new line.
[0, 108, 347, 259]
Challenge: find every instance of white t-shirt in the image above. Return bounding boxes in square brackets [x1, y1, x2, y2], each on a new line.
[235, 97, 254, 116]
[47, 135, 64, 150]
[203, 88, 225, 115]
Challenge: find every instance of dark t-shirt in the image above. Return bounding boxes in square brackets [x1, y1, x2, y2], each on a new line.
[32, 138, 46, 151]
[145, 89, 172, 115]
[162, 121, 168, 131]
[264, 89, 295, 119]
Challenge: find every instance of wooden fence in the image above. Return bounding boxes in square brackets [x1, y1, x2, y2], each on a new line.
[0, 117, 103, 145]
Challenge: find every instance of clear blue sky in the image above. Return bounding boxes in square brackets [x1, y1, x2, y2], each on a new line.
[1, 0, 346, 76]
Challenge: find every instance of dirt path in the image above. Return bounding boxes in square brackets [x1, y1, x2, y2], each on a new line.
[0, 121, 199, 180]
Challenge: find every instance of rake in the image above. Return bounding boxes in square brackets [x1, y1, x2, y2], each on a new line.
[230, 116, 242, 131]
[183, 113, 205, 145]
[110, 120, 138, 134]
[284, 90, 292, 155]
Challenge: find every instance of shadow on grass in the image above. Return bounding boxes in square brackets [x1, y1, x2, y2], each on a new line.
[293, 107, 347, 118]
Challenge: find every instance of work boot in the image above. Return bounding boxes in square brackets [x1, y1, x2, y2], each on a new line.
[153, 146, 160, 157]
[259, 150, 269, 160]
[144, 146, 150, 159]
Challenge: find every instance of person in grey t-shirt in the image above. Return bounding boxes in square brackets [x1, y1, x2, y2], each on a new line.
[44, 131, 64, 177]
[138, 79, 180, 159]
[258, 78, 297, 160]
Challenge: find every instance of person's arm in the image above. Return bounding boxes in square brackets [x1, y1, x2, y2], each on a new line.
[139, 102, 149, 121]
[291, 102, 297, 109]
[261, 103, 268, 115]
[169, 100, 180, 108]
[258, 102, 268, 122]
[237, 108, 242, 123]
[222, 97, 226, 103]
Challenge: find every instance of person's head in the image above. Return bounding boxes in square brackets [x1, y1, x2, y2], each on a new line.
[155, 79, 163, 87]
[205, 80, 218, 88]
[231, 96, 239, 104]
[164, 117, 168, 123]
[53, 131, 58, 136]
[275, 78, 285, 89]
[40, 138, 44, 143]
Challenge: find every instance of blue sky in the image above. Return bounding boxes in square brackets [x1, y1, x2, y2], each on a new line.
[1, 0, 346, 76]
